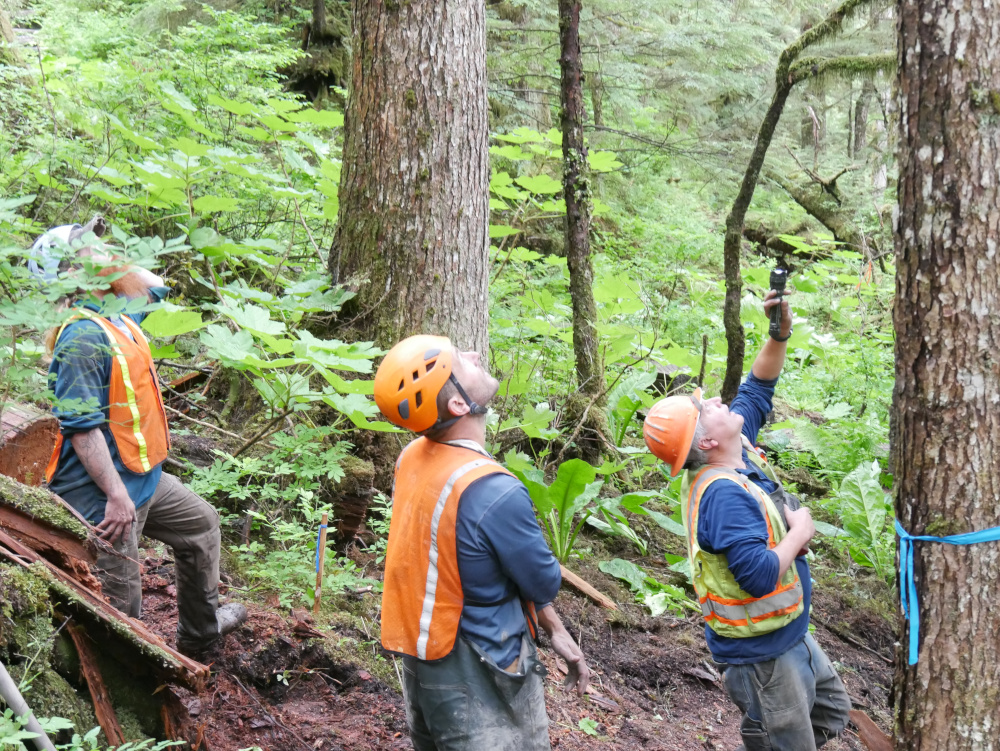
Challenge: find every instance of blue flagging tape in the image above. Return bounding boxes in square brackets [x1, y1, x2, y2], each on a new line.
[896, 519, 1000, 665]
[315, 524, 328, 573]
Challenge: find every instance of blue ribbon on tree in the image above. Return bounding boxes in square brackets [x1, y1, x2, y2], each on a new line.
[315, 523, 328, 573]
[896, 519, 1000, 665]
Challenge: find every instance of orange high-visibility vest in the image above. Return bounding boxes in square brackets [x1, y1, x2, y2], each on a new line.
[381, 438, 514, 661]
[46, 309, 170, 481]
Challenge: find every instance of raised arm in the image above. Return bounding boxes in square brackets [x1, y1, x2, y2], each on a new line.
[750, 289, 793, 381]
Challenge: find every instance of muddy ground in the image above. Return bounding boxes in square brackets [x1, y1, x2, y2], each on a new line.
[138, 535, 895, 751]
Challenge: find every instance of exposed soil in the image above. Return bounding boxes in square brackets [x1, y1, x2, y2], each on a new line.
[137, 538, 895, 751]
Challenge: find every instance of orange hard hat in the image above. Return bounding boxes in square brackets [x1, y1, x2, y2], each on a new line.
[643, 388, 702, 476]
[374, 335, 455, 433]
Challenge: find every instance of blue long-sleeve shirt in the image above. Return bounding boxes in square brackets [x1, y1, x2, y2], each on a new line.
[452, 458, 561, 667]
[46, 291, 168, 524]
[696, 372, 811, 664]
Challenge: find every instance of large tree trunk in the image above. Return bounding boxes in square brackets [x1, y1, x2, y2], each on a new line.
[558, 0, 606, 462]
[0, 6, 21, 65]
[329, 0, 490, 352]
[893, 0, 1000, 748]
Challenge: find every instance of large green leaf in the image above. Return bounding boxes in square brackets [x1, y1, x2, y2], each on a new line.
[514, 174, 563, 195]
[200, 325, 255, 364]
[224, 304, 287, 337]
[598, 558, 646, 591]
[837, 460, 886, 547]
[548, 460, 602, 541]
[141, 308, 206, 338]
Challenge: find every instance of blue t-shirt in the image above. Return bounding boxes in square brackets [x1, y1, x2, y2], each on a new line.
[696, 372, 811, 664]
[455, 471, 562, 668]
[46, 290, 169, 524]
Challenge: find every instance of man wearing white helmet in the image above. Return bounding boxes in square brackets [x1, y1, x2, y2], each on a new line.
[37, 219, 246, 659]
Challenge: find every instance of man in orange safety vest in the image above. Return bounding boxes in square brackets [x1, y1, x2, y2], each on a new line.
[35, 220, 246, 659]
[374, 334, 590, 751]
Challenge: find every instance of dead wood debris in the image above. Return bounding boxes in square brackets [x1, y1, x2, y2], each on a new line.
[0, 470, 211, 744]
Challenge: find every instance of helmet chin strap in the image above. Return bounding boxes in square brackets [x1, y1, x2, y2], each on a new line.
[423, 374, 488, 434]
[449, 374, 489, 416]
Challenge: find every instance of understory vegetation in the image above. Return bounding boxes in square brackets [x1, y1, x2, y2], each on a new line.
[0, 0, 896, 746]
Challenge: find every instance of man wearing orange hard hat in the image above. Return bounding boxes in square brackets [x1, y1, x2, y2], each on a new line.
[374, 335, 590, 751]
[643, 288, 850, 751]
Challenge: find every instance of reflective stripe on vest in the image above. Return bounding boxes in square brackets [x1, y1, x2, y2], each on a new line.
[682, 466, 803, 637]
[415, 456, 497, 659]
[46, 309, 169, 480]
[381, 438, 514, 661]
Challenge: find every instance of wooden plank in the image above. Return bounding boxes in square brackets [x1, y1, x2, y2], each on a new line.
[559, 564, 618, 610]
[67, 624, 126, 747]
[850, 710, 893, 751]
[0, 530, 209, 691]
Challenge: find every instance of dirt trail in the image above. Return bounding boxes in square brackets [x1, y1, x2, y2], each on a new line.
[139, 549, 894, 751]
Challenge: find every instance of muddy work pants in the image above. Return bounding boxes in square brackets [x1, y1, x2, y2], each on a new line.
[401, 635, 550, 751]
[719, 633, 851, 751]
[96, 473, 221, 651]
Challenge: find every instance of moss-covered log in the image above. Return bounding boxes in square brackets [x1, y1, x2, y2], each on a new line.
[765, 170, 880, 257]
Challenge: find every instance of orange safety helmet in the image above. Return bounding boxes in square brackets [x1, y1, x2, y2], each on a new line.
[643, 388, 702, 476]
[374, 335, 455, 433]
[374, 335, 489, 433]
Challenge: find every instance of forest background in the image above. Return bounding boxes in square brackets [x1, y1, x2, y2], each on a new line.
[0, 0, 903, 748]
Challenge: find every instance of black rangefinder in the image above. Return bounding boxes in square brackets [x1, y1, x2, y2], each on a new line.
[769, 268, 788, 340]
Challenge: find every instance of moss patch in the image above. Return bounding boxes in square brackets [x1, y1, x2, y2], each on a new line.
[0, 474, 90, 541]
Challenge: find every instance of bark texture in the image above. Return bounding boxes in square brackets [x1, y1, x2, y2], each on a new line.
[893, 1, 1000, 748]
[330, 0, 490, 352]
[853, 79, 875, 155]
[558, 0, 604, 400]
[0, 6, 20, 65]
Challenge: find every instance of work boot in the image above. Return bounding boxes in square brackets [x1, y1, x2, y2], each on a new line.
[217, 602, 248, 637]
[177, 603, 248, 660]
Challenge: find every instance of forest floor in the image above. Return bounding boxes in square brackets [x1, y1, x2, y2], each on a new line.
[139, 535, 896, 751]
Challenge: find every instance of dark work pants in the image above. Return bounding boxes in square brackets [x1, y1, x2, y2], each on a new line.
[401, 635, 550, 751]
[96, 472, 221, 650]
[720, 633, 851, 751]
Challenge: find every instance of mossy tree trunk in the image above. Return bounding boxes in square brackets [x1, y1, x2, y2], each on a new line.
[328, 0, 490, 352]
[720, 0, 886, 402]
[312, 0, 327, 36]
[892, 0, 1000, 747]
[0, 6, 21, 66]
[853, 79, 875, 155]
[558, 0, 606, 461]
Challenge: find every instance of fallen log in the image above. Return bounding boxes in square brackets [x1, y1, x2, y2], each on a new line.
[0, 529, 210, 692]
[0, 404, 57, 486]
[559, 564, 618, 610]
[0, 473, 107, 591]
[67, 624, 126, 747]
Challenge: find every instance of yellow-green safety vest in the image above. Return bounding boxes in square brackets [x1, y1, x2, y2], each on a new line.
[680, 443, 804, 638]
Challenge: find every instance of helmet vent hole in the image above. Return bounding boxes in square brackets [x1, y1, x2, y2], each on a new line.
[415, 391, 423, 408]
[425, 359, 436, 372]
[398, 379, 405, 392]
[412, 370, 419, 381]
